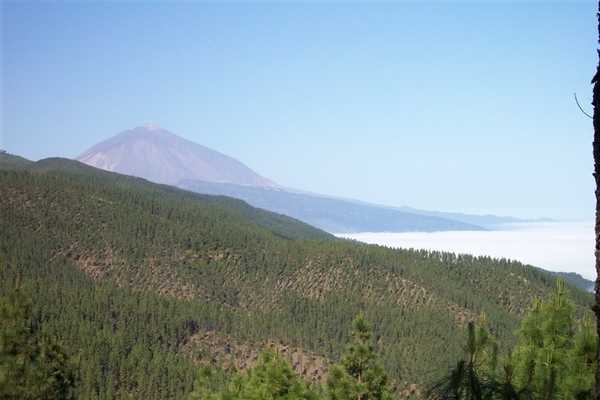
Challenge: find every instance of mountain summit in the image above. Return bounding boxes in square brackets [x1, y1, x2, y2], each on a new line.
[76, 126, 275, 187]
[76, 126, 535, 233]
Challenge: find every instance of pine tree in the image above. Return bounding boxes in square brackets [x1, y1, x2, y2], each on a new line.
[427, 320, 497, 400]
[429, 280, 597, 400]
[565, 313, 596, 399]
[0, 292, 78, 400]
[326, 314, 392, 400]
[510, 280, 596, 399]
[189, 351, 319, 400]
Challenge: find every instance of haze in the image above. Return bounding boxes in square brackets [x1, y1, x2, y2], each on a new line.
[2, 2, 596, 220]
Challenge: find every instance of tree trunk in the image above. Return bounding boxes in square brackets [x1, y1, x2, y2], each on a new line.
[594, 3, 600, 400]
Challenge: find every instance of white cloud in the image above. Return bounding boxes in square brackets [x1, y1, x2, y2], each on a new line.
[338, 222, 595, 280]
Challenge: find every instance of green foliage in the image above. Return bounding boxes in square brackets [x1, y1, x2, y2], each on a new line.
[0, 151, 32, 170]
[0, 291, 77, 400]
[510, 280, 596, 399]
[429, 281, 597, 400]
[188, 366, 230, 400]
[0, 159, 594, 399]
[427, 320, 498, 400]
[327, 314, 393, 400]
[189, 351, 319, 400]
[191, 315, 392, 400]
[0, 260, 205, 399]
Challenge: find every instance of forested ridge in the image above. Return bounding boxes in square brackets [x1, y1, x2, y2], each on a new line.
[0, 155, 593, 399]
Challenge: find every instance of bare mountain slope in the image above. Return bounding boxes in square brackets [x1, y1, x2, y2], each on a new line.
[77, 125, 275, 187]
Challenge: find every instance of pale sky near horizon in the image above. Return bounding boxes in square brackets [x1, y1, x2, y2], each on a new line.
[2, 1, 597, 220]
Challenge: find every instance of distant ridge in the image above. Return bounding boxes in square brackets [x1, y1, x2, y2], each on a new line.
[554, 272, 594, 293]
[395, 206, 552, 228]
[0, 151, 33, 170]
[75, 126, 544, 233]
[178, 179, 485, 233]
[77, 126, 275, 187]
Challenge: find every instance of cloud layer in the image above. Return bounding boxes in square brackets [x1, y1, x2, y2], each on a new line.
[338, 222, 595, 279]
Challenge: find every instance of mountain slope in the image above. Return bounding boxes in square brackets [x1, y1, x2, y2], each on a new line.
[75, 127, 506, 233]
[30, 157, 331, 241]
[0, 159, 591, 399]
[0, 151, 33, 170]
[396, 206, 549, 228]
[555, 271, 594, 292]
[77, 125, 275, 187]
[178, 179, 485, 233]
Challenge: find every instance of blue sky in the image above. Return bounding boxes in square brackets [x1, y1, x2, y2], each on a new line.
[2, 1, 597, 220]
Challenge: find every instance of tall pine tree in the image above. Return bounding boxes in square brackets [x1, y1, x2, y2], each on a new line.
[511, 280, 596, 399]
[326, 314, 392, 400]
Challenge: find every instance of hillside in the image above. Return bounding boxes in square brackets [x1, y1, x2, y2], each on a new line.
[0, 159, 592, 399]
[28, 157, 331, 241]
[76, 126, 546, 233]
[555, 271, 595, 292]
[0, 151, 33, 169]
[395, 206, 549, 228]
[178, 179, 484, 233]
[77, 126, 275, 187]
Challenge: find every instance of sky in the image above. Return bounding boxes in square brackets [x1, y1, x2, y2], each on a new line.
[1, 1, 597, 220]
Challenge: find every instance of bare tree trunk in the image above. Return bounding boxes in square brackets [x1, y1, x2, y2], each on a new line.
[594, 3, 600, 400]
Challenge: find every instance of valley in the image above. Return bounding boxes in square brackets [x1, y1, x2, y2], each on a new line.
[0, 153, 592, 398]
[2, 2, 597, 398]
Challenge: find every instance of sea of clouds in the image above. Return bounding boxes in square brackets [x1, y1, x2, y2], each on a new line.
[337, 221, 595, 280]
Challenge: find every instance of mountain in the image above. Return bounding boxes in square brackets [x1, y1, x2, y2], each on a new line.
[395, 206, 551, 228]
[77, 125, 275, 187]
[0, 150, 33, 170]
[28, 156, 330, 241]
[178, 179, 484, 233]
[76, 126, 551, 233]
[0, 158, 592, 399]
[77, 126, 497, 232]
[555, 272, 595, 292]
